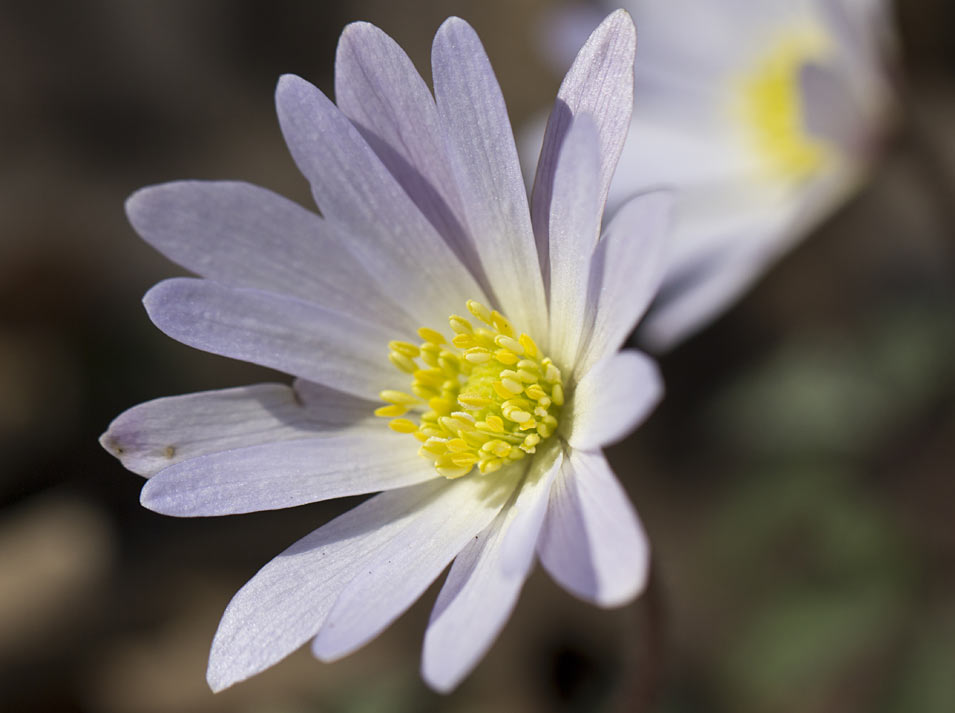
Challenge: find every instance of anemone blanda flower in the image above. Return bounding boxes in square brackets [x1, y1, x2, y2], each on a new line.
[535, 0, 896, 349]
[101, 11, 673, 693]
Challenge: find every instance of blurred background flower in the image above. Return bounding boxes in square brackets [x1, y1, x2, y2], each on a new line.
[534, 0, 898, 350]
[0, 1, 953, 712]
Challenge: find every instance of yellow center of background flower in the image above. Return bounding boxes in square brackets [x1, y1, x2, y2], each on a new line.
[737, 29, 832, 181]
[376, 300, 563, 479]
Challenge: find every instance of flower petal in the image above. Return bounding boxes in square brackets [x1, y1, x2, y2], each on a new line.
[498, 441, 562, 576]
[99, 383, 374, 478]
[546, 114, 601, 369]
[419, 490, 536, 691]
[207, 478, 447, 692]
[531, 9, 636, 282]
[537, 448, 649, 607]
[334, 23, 485, 287]
[143, 278, 398, 401]
[574, 191, 673, 375]
[125, 181, 408, 329]
[638, 201, 797, 351]
[565, 350, 663, 451]
[274, 73, 487, 329]
[431, 17, 547, 338]
[311, 465, 523, 662]
[140, 429, 434, 516]
[419, 444, 562, 692]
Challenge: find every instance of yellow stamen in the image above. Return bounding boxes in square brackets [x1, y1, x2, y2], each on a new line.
[376, 301, 564, 479]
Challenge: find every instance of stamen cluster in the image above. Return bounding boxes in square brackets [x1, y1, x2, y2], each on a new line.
[376, 300, 564, 479]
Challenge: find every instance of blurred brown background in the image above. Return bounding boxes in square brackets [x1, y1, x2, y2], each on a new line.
[1, 1, 953, 712]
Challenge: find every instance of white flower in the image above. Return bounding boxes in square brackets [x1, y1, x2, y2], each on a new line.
[101, 12, 671, 693]
[534, 0, 896, 349]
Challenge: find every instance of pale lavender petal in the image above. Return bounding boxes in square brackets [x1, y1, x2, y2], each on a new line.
[604, 119, 753, 214]
[639, 199, 800, 351]
[566, 351, 662, 451]
[547, 114, 600, 370]
[431, 17, 547, 339]
[143, 278, 398, 401]
[575, 191, 673, 376]
[311, 465, 523, 662]
[100, 383, 374, 478]
[140, 429, 434, 516]
[498, 441, 562, 576]
[274, 74, 487, 329]
[125, 181, 409, 329]
[207, 478, 447, 692]
[421, 458, 552, 693]
[334, 23, 485, 286]
[531, 9, 636, 281]
[538, 448, 649, 607]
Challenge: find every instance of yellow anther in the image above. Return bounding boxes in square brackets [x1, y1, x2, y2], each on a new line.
[492, 381, 513, 400]
[480, 458, 504, 475]
[413, 369, 445, 388]
[420, 438, 449, 456]
[428, 397, 454, 414]
[464, 348, 492, 364]
[449, 452, 478, 467]
[452, 333, 477, 349]
[490, 310, 515, 337]
[389, 351, 418, 373]
[543, 362, 561, 384]
[500, 377, 523, 395]
[412, 383, 440, 400]
[419, 344, 441, 367]
[389, 418, 419, 434]
[494, 335, 523, 354]
[518, 334, 539, 358]
[466, 300, 493, 324]
[388, 341, 420, 358]
[449, 315, 473, 334]
[417, 327, 446, 345]
[379, 390, 418, 405]
[375, 404, 408, 418]
[458, 393, 493, 408]
[494, 349, 519, 365]
[437, 465, 472, 479]
[550, 383, 565, 406]
[446, 438, 470, 453]
[379, 302, 563, 480]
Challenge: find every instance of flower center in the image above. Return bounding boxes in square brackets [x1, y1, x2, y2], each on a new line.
[736, 29, 832, 181]
[376, 300, 563, 479]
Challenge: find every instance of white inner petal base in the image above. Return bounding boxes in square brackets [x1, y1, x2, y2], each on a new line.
[376, 300, 564, 479]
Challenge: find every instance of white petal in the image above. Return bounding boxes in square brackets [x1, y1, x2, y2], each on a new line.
[531, 8, 636, 265]
[432, 17, 547, 338]
[639, 200, 796, 351]
[420, 450, 555, 693]
[125, 181, 406, 328]
[140, 429, 435, 516]
[547, 114, 601, 369]
[311, 465, 523, 662]
[498, 440, 562, 576]
[207, 478, 447, 692]
[143, 278, 398, 402]
[575, 191, 673, 376]
[538, 448, 649, 607]
[100, 383, 350, 478]
[334, 23, 484, 286]
[274, 74, 488, 329]
[565, 351, 663, 451]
